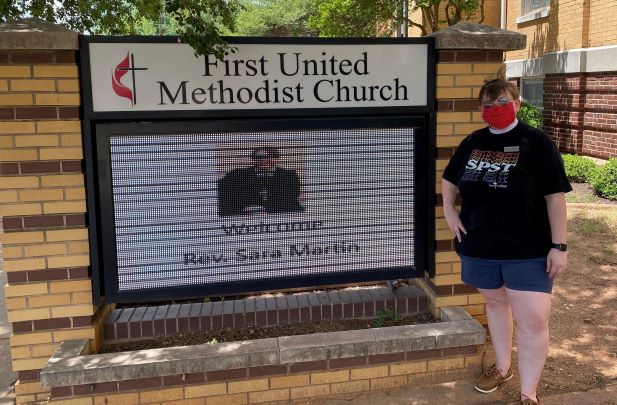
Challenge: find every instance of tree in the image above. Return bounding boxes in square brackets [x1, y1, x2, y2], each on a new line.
[309, 0, 485, 37]
[0, 0, 242, 58]
[309, 0, 402, 37]
[414, 0, 484, 35]
[229, 0, 318, 37]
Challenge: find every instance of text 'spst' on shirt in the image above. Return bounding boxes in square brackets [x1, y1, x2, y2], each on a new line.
[442, 122, 572, 260]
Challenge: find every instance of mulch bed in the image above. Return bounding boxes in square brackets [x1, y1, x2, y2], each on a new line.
[567, 183, 617, 205]
[100, 312, 438, 354]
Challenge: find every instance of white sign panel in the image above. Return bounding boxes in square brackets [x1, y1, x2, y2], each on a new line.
[89, 42, 428, 112]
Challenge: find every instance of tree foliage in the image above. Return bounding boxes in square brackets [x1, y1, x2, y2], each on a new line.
[0, 0, 241, 58]
[309, 0, 484, 37]
[309, 0, 402, 37]
[1, 0, 487, 55]
[230, 0, 317, 37]
[414, 0, 483, 35]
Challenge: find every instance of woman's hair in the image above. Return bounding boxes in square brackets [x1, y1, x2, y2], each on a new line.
[251, 146, 279, 159]
[478, 78, 520, 104]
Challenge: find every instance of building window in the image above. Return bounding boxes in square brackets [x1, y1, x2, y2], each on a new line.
[520, 78, 544, 109]
[521, 0, 549, 15]
[517, 0, 550, 23]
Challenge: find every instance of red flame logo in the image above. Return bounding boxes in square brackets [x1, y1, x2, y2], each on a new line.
[112, 52, 133, 105]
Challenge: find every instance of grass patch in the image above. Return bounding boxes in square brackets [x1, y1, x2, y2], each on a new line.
[569, 216, 611, 236]
[569, 206, 617, 237]
[569, 206, 617, 264]
[566, 191, 603, 204]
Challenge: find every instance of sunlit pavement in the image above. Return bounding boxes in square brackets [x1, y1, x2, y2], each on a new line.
[310, 378, 617, 405]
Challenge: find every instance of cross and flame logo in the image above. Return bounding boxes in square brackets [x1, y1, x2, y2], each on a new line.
[111, 52, 148, 106]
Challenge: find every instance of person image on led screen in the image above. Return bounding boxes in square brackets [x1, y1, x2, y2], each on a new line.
[218, 147, 304, 217]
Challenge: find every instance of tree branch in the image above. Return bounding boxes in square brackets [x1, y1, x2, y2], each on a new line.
[408, 17, 427, 36]
[479, 0, 485, 24]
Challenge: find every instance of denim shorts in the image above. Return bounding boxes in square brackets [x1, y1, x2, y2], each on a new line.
[459, 254, 553, 294]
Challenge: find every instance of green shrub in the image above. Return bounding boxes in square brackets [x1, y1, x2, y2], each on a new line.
[371, 308, 400, 328]
[517, 101, 543, 128]
[588, 158, 617, 201]
[562, 154, 597, 183]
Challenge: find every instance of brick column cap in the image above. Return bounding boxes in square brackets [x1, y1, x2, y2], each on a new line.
[0, 17, 78, 50]
[429, 21, 526, 51]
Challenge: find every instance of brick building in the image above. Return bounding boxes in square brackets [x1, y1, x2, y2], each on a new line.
[408, 0, 617, 159]
[504, 0, 617, 159]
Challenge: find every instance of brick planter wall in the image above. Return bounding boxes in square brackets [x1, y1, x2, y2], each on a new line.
[47, 350, 480, 404]
[102, 286, 428, 343]
[40, 307, 485, 405]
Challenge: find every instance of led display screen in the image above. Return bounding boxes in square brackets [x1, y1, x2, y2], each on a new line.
[108, 127, 416, 291]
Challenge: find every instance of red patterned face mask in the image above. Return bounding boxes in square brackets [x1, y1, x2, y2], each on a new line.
[481, 101, 517, 129]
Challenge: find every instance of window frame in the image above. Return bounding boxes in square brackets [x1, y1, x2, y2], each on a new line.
[517, 0, 550, 24]
[520, 77, 545, 110]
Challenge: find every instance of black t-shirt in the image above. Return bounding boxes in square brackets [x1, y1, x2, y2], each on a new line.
[442, 122, 572, 259]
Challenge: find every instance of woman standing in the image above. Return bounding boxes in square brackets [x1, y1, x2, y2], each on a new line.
[441, 78, 571, 405]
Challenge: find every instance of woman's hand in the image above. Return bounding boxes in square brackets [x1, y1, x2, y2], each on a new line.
[444, 206, 467, 243]
[545, 192, 568, 279]
[547, 248, 567, 279]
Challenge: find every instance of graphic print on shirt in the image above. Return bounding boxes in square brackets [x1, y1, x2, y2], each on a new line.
[461, 149, 519, 188]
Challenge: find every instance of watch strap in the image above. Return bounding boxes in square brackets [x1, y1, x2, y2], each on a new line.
[551, 243, 567, 252]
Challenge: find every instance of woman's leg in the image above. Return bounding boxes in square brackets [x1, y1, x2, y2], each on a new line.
[506, 288, 552, 402]
[478, 286, 513, 375]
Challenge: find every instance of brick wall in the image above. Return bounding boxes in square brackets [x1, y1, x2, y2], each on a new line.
[506, 0, 586, 61]
[543, 73, 617, 159]
[0, 48, 104, 404]
[582, 74, 617, 158]
[503, 0, 617, 158]
[543, 74, 585, 154]
[588, 0, 617, 47]
[470, 0, 500, 29]
[506, 0, 617, 58]
[46, 347, 482, 404]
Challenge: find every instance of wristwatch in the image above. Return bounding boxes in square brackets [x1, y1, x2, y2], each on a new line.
[551, 243, 567, 252]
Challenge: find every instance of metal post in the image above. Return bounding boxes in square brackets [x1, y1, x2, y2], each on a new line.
[400, 0, 409, 37]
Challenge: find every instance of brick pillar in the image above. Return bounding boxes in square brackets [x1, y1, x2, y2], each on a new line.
[0, 19, 104, 404]
[419, 23, 526, 323]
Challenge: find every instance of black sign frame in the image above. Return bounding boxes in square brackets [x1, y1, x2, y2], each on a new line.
[79, 35, 436, 303]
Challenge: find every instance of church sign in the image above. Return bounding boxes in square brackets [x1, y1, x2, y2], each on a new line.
[88, 41, 428, 112]
[81, 37, 435, 302]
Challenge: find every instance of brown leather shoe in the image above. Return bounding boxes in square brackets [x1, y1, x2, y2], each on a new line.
[474, 365, 513, 393]
[521, 394, 540, 404]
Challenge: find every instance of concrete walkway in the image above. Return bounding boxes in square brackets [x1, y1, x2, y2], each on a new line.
[0, 270, 17, 405]
[315, 380, 510, 404]
[314, 379, 617, 404]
